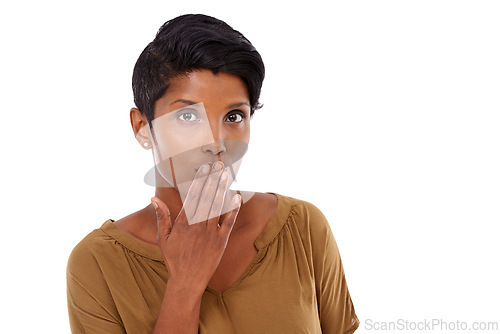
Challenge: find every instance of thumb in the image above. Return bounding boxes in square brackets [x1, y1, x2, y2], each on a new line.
[151, 197, 172, 242]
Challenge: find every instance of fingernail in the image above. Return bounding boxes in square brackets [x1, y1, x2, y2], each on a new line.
[213, 161, 223, 171]
[231, 194, 242, 210]
[221, 171, 228, 180]
[201, 164, 210, 174]
[232, 194, 241, 204]
[151, 199, 158, 210]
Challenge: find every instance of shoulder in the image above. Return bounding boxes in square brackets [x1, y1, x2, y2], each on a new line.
[278, 195, 344, 269]
[66, 223, 126, 330]
[289, 196, 326, 219]
[66, 221, 119, 278]
[274, 193, 337, 246]
[243, 191, 324, 218]
[277, 193, 330, 228]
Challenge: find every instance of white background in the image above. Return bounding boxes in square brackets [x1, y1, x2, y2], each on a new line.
[1, 0, 499, 333]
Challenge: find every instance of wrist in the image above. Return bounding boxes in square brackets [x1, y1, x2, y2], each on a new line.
[166, 278, 206, 297]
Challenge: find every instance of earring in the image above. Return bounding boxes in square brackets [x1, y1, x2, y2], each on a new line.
[143, 142, 149, 147]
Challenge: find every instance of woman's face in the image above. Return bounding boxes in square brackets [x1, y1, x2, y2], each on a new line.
[145, 69, 251, 191]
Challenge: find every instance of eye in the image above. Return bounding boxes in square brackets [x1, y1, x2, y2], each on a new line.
[177, 110, 200, 122]
[225, 111, 246, 123]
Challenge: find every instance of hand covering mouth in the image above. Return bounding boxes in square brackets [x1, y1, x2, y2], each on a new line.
[194, 161, 222, 172]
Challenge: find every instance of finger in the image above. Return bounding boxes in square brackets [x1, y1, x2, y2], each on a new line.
[218, 194, 241, 236]
[207, 170, 229, 227]
[151, 197, 172, 243]
[192, 161, 224, 224]
[181, 163, 211, 223]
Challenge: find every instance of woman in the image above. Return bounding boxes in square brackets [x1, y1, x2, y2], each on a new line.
[67, 14, 359, 334]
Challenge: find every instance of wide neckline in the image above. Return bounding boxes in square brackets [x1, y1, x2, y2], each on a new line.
[100, 192, 292, 296]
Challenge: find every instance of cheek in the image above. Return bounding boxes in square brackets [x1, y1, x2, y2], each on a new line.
[243, 128, 251, 145]
[230, 123, 250, 142]
[244, 127, 250, 142]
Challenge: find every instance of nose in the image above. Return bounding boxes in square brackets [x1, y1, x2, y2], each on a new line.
[201, 140, 227, 155]
[201, 118, 228, 155]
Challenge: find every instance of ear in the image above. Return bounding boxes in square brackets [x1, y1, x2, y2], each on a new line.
[130, 107, 152, 150]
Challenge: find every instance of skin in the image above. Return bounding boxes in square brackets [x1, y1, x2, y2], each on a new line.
[115, 69, 278, 295]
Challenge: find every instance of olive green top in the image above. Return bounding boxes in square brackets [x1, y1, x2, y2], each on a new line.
[66, 193, 359, 333]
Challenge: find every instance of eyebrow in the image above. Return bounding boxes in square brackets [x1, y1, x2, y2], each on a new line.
[170, 99, 250, 109]
[170, 99, 199, 106]
[227, 102, 251, 109]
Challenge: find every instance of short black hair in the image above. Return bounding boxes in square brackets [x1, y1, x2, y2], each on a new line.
[132, 14, 265, 128]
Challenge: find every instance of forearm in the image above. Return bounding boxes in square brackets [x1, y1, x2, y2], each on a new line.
[153, 280, 205, 334]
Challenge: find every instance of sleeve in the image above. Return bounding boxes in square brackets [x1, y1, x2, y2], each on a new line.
[66, 238, 126, 334]
[306, 202, 360, 334]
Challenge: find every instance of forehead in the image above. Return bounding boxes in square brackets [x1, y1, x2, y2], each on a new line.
[154, 69, 250, 114]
